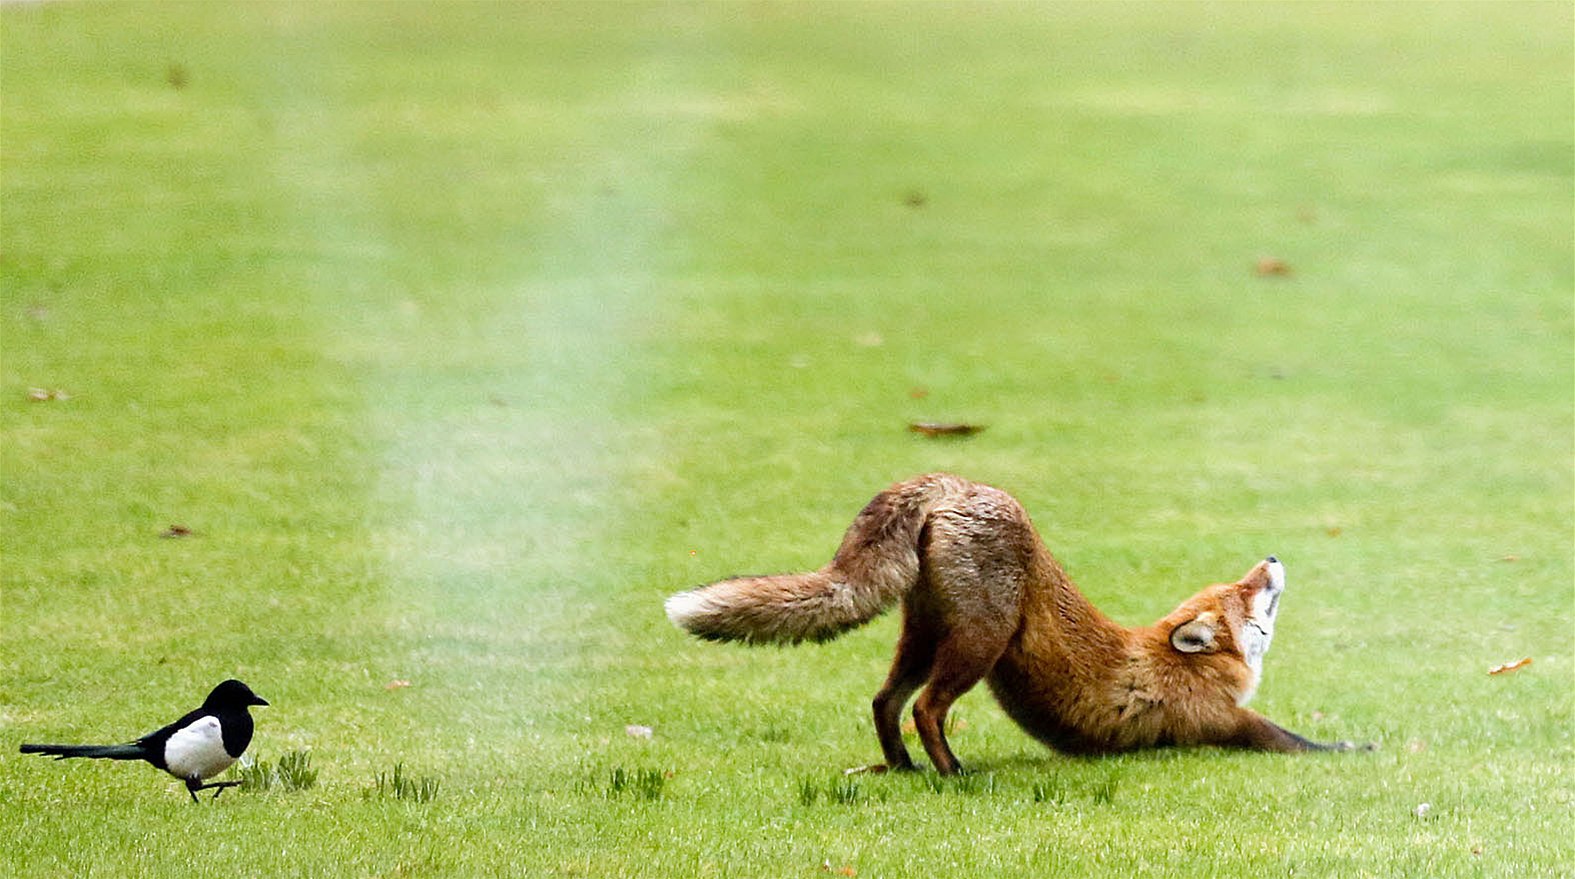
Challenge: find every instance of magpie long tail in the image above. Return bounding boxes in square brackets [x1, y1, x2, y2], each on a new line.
[20, 743, 144, 761]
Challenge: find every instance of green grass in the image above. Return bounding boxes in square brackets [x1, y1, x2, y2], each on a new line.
[2, 2, 1570, 877]
[238, 750, 318, 793]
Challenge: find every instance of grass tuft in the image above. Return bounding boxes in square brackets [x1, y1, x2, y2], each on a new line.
[368, 763, 441, 804]
[601, 766, 667, 801]
[829, 778, 861, 805]
[921, 771, 998, 796]
[1031, 777, 1069, 806]
[1090, 769, 1121, 805]
[237, 751, 318, 792]
[795, 775, 865, 806]
[797, 776, 821, 807]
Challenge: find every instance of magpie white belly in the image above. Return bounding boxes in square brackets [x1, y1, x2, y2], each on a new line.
[163, 716, 235, 781]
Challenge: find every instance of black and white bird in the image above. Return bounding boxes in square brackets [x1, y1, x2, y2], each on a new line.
[20, 679, 269, 802]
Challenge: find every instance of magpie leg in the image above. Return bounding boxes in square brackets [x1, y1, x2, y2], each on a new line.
[185, 778, 241, 802]
[208, 781, 241, 800]
[194, 780, 242, 801]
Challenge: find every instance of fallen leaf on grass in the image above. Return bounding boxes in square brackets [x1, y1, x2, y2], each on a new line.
[625, 724, 654, 740]
[1487, 657, 1532, 676]
[909, 421, 984, 438]
[908, 387, 929, 399]
[1496, 554, 1520, 563]
[1256, 256, 1292, 277]
[385, 679, 412, 690]
[820, 862, 857, 877]
[27, 388, 70, 402]
[159, 525, 193, 539]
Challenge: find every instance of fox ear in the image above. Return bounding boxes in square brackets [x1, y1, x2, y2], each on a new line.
[1170, 613, 1218, 654]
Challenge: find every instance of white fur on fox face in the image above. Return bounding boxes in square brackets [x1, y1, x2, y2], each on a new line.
[1236, 558, 1284, 705]
[1266, 558, 1285, 593]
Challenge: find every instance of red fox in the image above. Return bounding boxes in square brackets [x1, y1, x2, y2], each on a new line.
[665, 473, 1364, 774]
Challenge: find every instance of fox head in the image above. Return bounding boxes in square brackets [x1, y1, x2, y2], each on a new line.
[1156, 557, 1285, 706]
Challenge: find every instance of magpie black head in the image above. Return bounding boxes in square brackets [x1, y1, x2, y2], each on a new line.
[204, 679, 269, 709]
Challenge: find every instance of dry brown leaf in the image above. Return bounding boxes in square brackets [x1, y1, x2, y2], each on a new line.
[909, 421, 984, 438]
[1256, 256, 1292, 277]
[1487, 657, 1532, 676]
[27, 388, 69, 402]
[385, 679, 412, 690]
[908, 387, 929, 399]
[159, 525, 193, 539]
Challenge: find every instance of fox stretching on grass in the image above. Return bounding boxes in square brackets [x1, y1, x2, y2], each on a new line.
[666, 473, 1365, 774]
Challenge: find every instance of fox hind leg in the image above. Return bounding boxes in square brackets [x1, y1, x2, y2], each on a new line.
[911, 629, 1012, 775]
[871, 609, 938, 771]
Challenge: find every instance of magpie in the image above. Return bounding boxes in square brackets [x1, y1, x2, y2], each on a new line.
[20, 679, 268, 802]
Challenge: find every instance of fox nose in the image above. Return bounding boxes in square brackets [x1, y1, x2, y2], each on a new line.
[1264, 557, 1286, 592]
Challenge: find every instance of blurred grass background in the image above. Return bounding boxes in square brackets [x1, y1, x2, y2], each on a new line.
[2, 2, 1570, 877]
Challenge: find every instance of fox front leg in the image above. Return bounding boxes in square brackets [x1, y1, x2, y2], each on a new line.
[1229, 711, 1376, 753]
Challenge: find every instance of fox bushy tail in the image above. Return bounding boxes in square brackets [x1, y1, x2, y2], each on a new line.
[664, 474, 967, 644]
[19, 743, 143, 761]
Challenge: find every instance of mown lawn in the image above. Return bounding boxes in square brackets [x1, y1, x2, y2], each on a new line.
[2, 2, 1570, 877]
